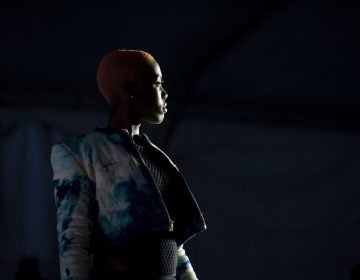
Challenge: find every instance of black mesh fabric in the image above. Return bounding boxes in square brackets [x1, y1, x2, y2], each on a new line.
[131, 136, 177, 277]
[135, 144, 170, 193]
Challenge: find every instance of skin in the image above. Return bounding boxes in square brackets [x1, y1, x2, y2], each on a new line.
[106, 60, 168, 142]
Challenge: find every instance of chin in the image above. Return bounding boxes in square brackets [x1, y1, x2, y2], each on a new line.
[144, 115, 165, 124]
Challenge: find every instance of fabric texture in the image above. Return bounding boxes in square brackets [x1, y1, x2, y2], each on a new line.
[134, 136, 177, 276]
[50, 128, 205, 280]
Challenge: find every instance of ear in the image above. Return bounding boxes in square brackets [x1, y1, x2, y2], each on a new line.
[123, 81, 138, 97]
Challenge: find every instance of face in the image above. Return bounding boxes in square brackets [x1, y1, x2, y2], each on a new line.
[132, 61, 168, 124]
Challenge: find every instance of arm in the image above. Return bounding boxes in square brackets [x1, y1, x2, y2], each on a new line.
[176, 244, 198, 280]
[51, 143, 96, 280]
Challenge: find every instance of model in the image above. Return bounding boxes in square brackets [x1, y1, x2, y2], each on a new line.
[50, 49, 207, 280]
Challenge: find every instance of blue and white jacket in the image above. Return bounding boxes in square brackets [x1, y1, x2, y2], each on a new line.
[51, 127, 207, 280]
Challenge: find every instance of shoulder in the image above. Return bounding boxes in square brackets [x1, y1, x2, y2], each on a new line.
[50, 131, 114, 166]
[51, 129, 131, 166]
[51, 131, 99, 156]
[50, 131, 108, 176]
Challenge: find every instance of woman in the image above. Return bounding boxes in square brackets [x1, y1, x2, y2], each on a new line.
[51, 49, 207, 280]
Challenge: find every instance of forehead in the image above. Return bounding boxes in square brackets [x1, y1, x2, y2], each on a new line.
[140, 61, 162, 82]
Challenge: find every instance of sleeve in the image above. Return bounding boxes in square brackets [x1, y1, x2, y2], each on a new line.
[51, 143, 96, 280]
[176, 244, 199, 280]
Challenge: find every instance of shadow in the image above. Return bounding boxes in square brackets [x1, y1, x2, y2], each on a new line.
[14, 257, 43, 280]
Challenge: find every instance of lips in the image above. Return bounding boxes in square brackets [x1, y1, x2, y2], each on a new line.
[162, 103, 168, 113]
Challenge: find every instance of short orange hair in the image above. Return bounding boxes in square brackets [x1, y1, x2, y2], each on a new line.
[96, 49, 155, 105]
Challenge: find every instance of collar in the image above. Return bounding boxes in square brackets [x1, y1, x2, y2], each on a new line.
[95, 126, 151, 145]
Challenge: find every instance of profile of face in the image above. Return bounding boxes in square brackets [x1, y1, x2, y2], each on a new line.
[130, 61, 168, 124]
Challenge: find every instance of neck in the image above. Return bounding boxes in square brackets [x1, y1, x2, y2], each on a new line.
[107, 105, 141, 140]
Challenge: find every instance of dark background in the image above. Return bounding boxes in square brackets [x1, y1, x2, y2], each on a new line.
[1, 0, 360, 279]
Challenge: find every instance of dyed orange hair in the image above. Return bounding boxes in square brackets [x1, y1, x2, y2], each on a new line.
[96, 49, 155, 105]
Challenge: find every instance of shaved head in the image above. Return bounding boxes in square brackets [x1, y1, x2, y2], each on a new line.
[96, 49, 156, 106]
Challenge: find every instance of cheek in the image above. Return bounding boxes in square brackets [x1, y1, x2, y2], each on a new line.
[135, 88, 162, 112]
[147, 90, 162, 105]
[136, 93, 158, 113]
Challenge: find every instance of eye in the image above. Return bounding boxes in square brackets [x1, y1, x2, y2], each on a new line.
[154, 81, 164, 87]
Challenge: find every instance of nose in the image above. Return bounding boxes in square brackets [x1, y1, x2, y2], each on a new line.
[162, 87, 168, 100]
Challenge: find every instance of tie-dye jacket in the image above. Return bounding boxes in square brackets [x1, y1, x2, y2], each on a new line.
[50, 127, 207, 280]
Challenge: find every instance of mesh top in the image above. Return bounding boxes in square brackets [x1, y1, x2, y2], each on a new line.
[132, 137, 177, 277]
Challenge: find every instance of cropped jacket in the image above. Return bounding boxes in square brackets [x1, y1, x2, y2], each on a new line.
[50, 128, 207, 280]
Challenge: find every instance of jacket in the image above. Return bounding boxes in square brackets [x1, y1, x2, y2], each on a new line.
[50, 127, 207, 280]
